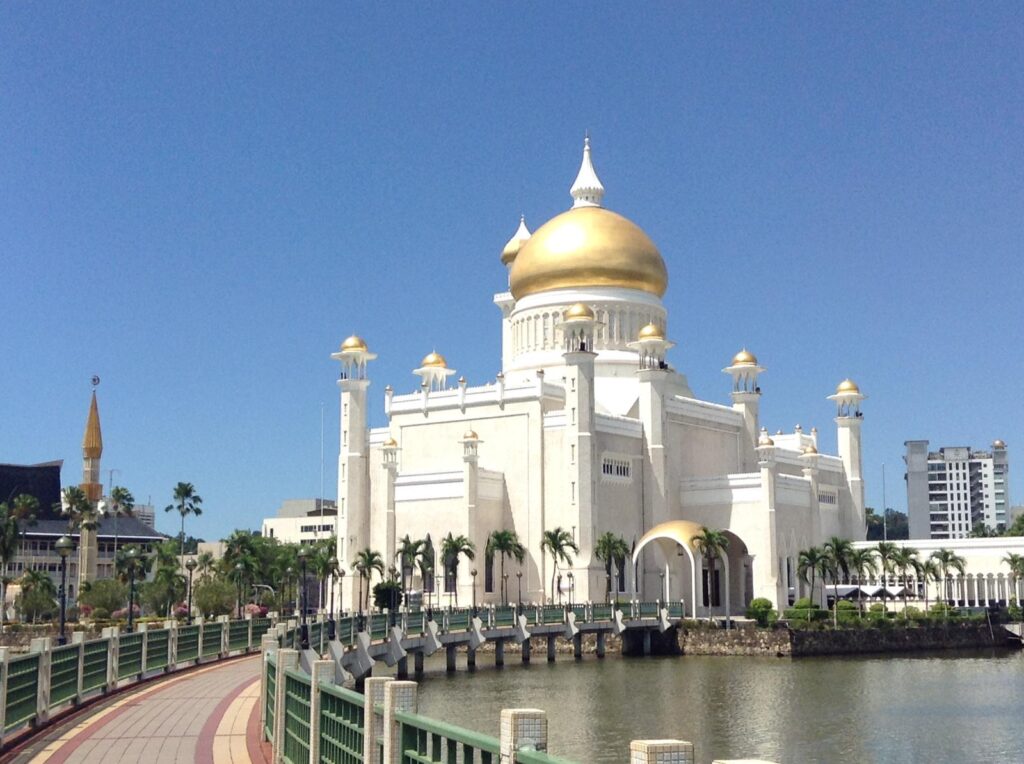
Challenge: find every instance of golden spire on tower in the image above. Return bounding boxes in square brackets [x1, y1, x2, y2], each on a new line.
[82, 390, 103, 458]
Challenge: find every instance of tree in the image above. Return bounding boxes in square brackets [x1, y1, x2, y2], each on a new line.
[875, 541, 898, 589]
[540, 527, 578, 603]
[440, 533, 476, 606]
[165, 482, 202, 571]
[351, 548, 385, 613]
[1004, 514, 1024, 537]
[78, 579, 128, 615]
[865, 507, 909, 540]
[594, 532, 629, 603]
[1003, 553, 1024, 606]
[486, 530, 525, 602]
[930, 548, 966, 618]
[848, 548, 878, 615]
[193, 577, 235, 617]
[890, 546, 919, 617]
[195, 551, 216, 579]
[61, 486, 99, 533]
[142, 565, 186, 617]
[0, 502, 23, 628]
[108, 486, 135, 557]
[823, 537, 854, 584]
[798, 547, 827, 610]
[917, 557, 940, 612]
[691, 527, 729, 616]
[396, 535, 426, 601]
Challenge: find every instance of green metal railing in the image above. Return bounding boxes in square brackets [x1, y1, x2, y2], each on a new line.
[49, 644, 80, 707]
[264, 653, 277, 742]
[281, 668, 311, 764]
[319, 681, 365, 763]
[146, 629, 170, 672]
[540, 606, 564, 625]
[81, 638, 109, 692]
[396, 708, 501, 764]
[202, 622, 224, 657]
[4, 654, 40, 732]
[229, 620, 250, 651]
[177, 625, 200, 662]
[118, 632, 144, 679]
[252, 617, 272, 640]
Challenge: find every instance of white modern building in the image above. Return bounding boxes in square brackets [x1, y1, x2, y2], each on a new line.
[261, 499, 338, 545]
[905, 440, 1010, 539]
[332, 139, 868, 616]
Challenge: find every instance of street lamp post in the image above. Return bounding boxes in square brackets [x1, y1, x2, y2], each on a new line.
[126, 547, 139, 632]
[659, 571, 666, 607]
[285, 566, 294, 616]
[567, 572, 575, 607]
[425, 566, 434, 621]
[327, 556, 338, 640]
[297, 547, 310, 650]
[55, 536, 74, 646]
[185, 558, 197, 624]
[338, 568, 346, 617]
[502, 573, 508, 606]
[516, 571, 523, 615]
[471, 569, 478, 616]
[557, 574, 562, 605]
[388, 566, 399, 627]
[234, 562, 244, 619]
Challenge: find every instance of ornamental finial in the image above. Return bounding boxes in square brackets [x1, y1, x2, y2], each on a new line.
[570, 133, 605, 208]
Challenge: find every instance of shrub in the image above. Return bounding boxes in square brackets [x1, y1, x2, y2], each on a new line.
[869, 602, 886, 613]
[194, 578, 235, 617]
[836, 600, 857, 611]
[793, 597, 817, 610]
[111, 605, 141, 620]
[372, 581, 403, 611]
[903, 606, 925, 621]
[745, 598, 777, 627]
[784, 607, 827, 622]
[91, 607, 110, 620]
[244, 603, 267, 617]
[77, 579, 128, 615]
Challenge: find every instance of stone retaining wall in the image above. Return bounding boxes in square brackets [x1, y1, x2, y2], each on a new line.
[680, 623, 1008, 657]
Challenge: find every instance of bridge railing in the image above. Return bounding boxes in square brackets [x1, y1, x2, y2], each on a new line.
[0, 614, 265, 746]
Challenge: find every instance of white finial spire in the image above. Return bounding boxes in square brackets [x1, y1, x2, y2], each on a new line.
[570, 134, 605, 208]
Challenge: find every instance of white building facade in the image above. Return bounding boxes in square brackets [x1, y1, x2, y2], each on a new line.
[333, 140, 867, 615]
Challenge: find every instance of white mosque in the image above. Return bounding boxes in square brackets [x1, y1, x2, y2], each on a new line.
[333, 139, 867, 616]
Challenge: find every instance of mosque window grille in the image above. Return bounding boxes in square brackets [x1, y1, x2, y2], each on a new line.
[601, 457, 632, 482]
[817, 491, 837, 505]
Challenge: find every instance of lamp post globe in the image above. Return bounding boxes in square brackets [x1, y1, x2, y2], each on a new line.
[55, 535, 74, 646]
[516, 571, 523, 614]
[185, 557, 197, 625]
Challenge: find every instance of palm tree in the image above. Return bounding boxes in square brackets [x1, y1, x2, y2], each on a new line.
[691, 527, 729, 616]
[396, 535, 426, 602]
[931, 548, 966, 618]
[1003, 553, 1024, 607]
[594, 532, 630, 604]
[11, 494, 39, 559]
[875, 541, 898, 589]
[20, 568, 56, 597]
[0, 502, 23, 628]
[917, 557, 940, 612]
[541, 527, 578, 603]
[824, 537, 854, 584]
[195, 551, 216, 579]
[849, 548, 878, 615]
[486, 530, 526, 602]
[164, 482, 202, 571]
[890, 547, 919, 617]
[108, 486, 135, 558]
[351, 548, 384, 613]
[798, 547, 826, 610]
[440, 533, 476, 606]
[61, 486, 99, 533]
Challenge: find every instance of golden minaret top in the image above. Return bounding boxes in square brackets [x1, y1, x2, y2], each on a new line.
[82, 390, 103, 459]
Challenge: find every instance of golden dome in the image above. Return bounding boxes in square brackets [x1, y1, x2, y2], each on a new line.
[340, 335, 368, 352]
[731, 349, 758, 367]
[802, 444, 818, 456]
[383, 437, 398, 448]
[420, 351, 448, 368]
[993, 439, 1006, 449]
[564, 302, 596, 320]
[638, 323, 664, 341]
[501, 217, 531, 266]
[509, 206, 667, 300]
[463, 430, 479, 440]
[835, 379, 861, 395]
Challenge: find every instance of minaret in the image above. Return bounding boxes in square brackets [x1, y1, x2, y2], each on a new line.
[332, 335, 376, 609]
[723, 349, 764, 471]
[828, 379, 867, 539]
[79, 387, 103, 588]
[556, 303, 599, 600]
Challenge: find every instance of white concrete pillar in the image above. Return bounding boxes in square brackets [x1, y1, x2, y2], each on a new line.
[307, 660, 334, 764]
[500, 709, 548, 764]
[630, 739, 694, 762]
[272, 649, 298, 764]
[29, 638, 51, 724]
[382, 681, 418, 764]
[363, 677, 394, 764]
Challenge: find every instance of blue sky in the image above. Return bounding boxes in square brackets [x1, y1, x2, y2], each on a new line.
[2, 4, 1021, 541]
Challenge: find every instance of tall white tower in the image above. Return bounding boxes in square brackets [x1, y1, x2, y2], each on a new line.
[828, 379, 867, 539]
[723, 349, 765, 472]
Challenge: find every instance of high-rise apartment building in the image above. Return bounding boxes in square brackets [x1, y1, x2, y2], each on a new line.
[905, 440, 1009, 539]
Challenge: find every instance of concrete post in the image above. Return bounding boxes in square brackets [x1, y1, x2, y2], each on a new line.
[446, 645, 457, 673]
[272, 649, 298, 764]
[247, 614, 254, 651]
[72, 632, 86, 701]
[307, 659, 334, 764]
[382, 680, 418, 764]
[0, 647, 11, 740]
[630, 739, 694, 762]
[164, 620, 177, 671]
[495, 639, 504, 667]
[522, 638, 531, 664]
[546, 634, 556, 662]
[101, 626, 119, 691]
[218, 614, 230, 658]
[499, 708, 547, 764]
[30, 638, 51, 724]
[413, 651, 424, 675]
[259, 635, 279, 736]
[596, 631, 606, 658]
[137, 623, 149, 677]
[362, 677, 394, 764]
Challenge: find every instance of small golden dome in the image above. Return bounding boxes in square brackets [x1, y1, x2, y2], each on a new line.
[421, 352, 448, 368]
[509, 206, 667, 300]
[463, 430, 479, 440]
[383, 437, 398, 448]
[638, 323, 664, 341]
[993, 439, 1006, 449]
[564, 302, 596, 320]
[802, 444, 818, 456]
[836, 378, 861, 395]
[758, 429, 775, 447]
[340, 335, 368, 352]
[731, 348, 758, 367]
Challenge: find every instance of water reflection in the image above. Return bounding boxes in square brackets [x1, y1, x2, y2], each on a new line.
[408, 650, 1024, 763]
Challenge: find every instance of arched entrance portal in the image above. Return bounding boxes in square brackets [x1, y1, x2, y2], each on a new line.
[632, 522, 750, 619]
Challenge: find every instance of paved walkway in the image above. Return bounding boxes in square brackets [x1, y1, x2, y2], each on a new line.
[7, 656, 270, 764]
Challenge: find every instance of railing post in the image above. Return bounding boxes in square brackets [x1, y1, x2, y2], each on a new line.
[259, 635, 278, 737]
[382, 680, 417, 764]
[307, 659, 333, 764]
[72, 631, 85, 701]
[101, 626, 119, 691]
[0, 647, 11, 744]
[29, 637, 51, 725]
[218, 615, 230, 658]
[137, 623, 149, 677]
[164, 620, 178, 670]
[499, 708, 547, 764]
[630, 739, 694, 763]
[272, 648, 298, 764]
[362, 676, 394, 764]
[247, 613, 254, 651]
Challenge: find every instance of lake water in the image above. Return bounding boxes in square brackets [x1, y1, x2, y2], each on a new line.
[408, 649, 1024, 763]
